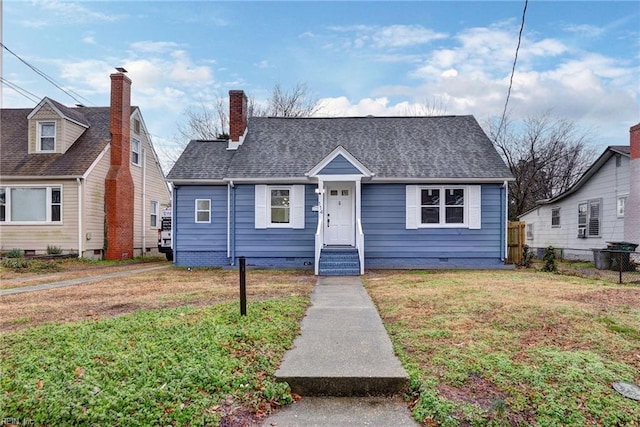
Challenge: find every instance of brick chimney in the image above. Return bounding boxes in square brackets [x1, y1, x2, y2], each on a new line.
[624, 123, 640, 245]
[104, 72, 135, 260]
[229, 90, 247, 146]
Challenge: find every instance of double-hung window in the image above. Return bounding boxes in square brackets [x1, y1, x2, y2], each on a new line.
[0, 186, 62, 223]
[195, 199, 211, 223]
[551, 207, 560, 227]
[38, 122, 56, 152]
[617, 196, 627, 218]
[578, 199, 601, 237]
[255, 185, 305, 229]
[131, 138, 141, 166]
[407, 185, 481, 229]
[150, 201, 159, 228]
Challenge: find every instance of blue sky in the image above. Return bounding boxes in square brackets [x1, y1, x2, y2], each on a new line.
[2, 1, 639, 170]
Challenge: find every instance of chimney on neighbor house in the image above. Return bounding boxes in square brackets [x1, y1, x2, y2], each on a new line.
[625, 123, 640, 246]
[104, 71, 135, 260]
[229, 90, 248, 144]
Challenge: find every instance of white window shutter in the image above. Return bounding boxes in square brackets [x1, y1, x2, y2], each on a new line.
[468, 185, 481, 229]
[406, 185, 419, 229]
[255, 185, 267, 229]
[292, 185, 305, 229]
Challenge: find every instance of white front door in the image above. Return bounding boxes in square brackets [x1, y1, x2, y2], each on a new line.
[324, 184, 354, 246]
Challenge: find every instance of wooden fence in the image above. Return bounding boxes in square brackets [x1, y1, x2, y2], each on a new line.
[507, 221, 525, 265]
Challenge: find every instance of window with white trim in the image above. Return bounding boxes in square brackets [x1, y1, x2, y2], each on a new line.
[255, 185, 305, 229]
[617, 196, 627, 218]
[131, 138, 141, 165]
[38, 121, 56, 152]
[270, 188, 291, 225]
[150, 201, 159, 228]
[551, 207, 560, 228]
[406, 185, 481, 229]
[526, 223, 534, 240]
[578, 199, 601, 237]
[0, 186, 62, 223]
[195, 199, 211, 223]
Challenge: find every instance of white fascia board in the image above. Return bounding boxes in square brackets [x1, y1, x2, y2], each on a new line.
[369, 177, 515, 184]
[315, 174, 364, 182]
[27, 98, 89, 128]
[168, 179, 228, 185]
[82, 145, 110, 179]
[223, 177, 315, 184]
[306, 145, 373, 177]
[0, 175, 83, 181]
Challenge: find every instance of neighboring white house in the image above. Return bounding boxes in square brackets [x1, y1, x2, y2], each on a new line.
[519, 145, 632, 260]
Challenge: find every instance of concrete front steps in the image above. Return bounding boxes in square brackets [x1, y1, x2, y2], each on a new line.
[275, 276, 409, 396]
[318, 247, 361, 276]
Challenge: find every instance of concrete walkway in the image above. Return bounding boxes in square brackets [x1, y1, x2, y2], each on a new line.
[264, 276, 417, 426]
[0, 265, 169, 296]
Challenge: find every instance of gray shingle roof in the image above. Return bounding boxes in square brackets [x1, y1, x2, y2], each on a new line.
[168, 115, 513, 181]
[1, 104, 133, 177]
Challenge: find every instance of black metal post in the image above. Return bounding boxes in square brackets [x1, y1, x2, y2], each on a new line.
[618, 252, 622, 284]
[239, 256, 246, 316]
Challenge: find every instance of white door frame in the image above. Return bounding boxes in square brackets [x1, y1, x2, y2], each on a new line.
[324, 182, 355, 246]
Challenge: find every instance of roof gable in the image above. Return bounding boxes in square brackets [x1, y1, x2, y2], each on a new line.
[307, 146, 373, 177]
[27, 97, 90, 128]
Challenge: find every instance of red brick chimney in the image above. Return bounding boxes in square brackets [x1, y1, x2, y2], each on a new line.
[104, 72, 135, 260]
[625, 123, 640, 245]
[229, 90, 247, 143]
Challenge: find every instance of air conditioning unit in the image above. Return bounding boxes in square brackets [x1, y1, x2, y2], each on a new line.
[578, 228, 587, 238]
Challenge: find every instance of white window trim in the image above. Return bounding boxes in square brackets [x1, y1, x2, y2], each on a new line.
[0, 185, 63, 224]
[255, 185, 305, 229]
[551, 207, 561, 228]
[131, 137, 141, 166]
[195, 199, 211, 223]
[150, 201, 159, 228]
[526, 223, 534, 240]
[617, 195, 627, 218]
[577, 199, 601, 237]
[406, 185, 481, 229]
[37, 121, 56, 152]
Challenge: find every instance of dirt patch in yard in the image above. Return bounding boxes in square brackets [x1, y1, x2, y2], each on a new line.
[561, 288, 640, 309]
[1, 267, 316, 332]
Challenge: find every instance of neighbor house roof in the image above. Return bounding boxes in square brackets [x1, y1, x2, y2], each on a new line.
[0, 105, 134, 178]
[518, 145, 630, 218]
[168, 115, 513, 181]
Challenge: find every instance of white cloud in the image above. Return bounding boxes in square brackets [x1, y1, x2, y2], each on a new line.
[372, 25, 448, 48]
[82, 35, 96, 45]
[37, 0, 123, 23]
[564, 24, 605, 37]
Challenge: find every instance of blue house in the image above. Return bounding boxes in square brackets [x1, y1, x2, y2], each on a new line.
[166, 90, 514, 275]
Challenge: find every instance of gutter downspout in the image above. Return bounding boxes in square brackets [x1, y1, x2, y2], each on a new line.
[503, 180, 508, 263]
[231, 181, 236, 266]
[77, 178, 83, 258]
[141, 148, 147, 257]
[227, 181, 232, 260]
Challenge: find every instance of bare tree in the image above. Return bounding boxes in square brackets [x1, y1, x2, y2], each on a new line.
[403, 95, 448, 116]
[175, 96, 228, 141]
[487, 112, 597, 220]
[261, 82, 321, 117]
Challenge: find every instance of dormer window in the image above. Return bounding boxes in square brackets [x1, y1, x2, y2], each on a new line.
[38, 121, 56, 152]
[131, 137, 140, 165]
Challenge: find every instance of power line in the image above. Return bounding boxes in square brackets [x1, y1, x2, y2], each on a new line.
[1, 42, 95, 107]
[495, 0, 529, 142]
[1, 77, 41, 103]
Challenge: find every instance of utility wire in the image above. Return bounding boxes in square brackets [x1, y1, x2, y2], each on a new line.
[495, 0, 528, 143]
[1, 42, 95, 107]
[1, 77, 41, 103]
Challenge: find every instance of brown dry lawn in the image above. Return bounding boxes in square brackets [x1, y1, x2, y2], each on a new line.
[1, 264, 316, 332]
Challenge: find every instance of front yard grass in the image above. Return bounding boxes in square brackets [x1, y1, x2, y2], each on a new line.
[365, 270, 640, 426]
[1, 299, 307, 426]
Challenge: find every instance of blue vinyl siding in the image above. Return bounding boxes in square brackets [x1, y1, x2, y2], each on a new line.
[174, 185, 228, 266]
[234, 184, 317, 262]
[319, 155, 361, 175]
[362, 183, 505, 267]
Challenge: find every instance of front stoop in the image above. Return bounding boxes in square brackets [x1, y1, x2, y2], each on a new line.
[275, 276, 409, 396]
[318, 248, 361, 276]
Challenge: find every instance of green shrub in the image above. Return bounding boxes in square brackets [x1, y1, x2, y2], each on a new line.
[6, 248, 24, 258]
[542, 246, 558, 272]
[46, 245, 63, 255]
[521, 245, 534, 267]
[1, 257, 31, 270]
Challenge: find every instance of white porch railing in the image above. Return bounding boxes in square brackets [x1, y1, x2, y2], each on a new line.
[356, 218, 364, 275]
[314, 218, 323, 275]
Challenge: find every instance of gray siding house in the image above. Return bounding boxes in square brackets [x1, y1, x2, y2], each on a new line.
[518, 144, 635, 260]
[167, 90, 514, 275]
